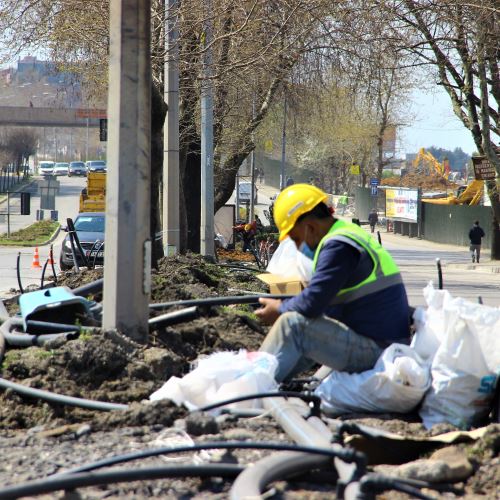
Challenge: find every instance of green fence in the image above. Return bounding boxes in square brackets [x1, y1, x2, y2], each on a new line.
[421, 203, 492, 248]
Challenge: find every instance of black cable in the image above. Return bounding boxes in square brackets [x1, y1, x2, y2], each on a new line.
[59, 441, 362, 476]
[0, 464, 243, 500]
[16, 252, 24, 294]
[436, 258, 443, 290]
[150, 294, 293, 310]
[49, 244, 57, 285]
[215, 263, 261, 273]
[40, 258, 49, 289]
[197, 391, 322, 417]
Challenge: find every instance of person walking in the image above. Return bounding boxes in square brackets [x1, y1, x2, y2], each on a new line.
[256, 184, 410, 383]
[368, 209, 378, 233]
[469, 220, 485, 263]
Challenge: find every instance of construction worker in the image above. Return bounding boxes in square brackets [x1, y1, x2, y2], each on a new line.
[256, 184, 410, 382]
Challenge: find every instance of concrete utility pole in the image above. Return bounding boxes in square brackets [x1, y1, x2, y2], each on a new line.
[103, 0, 152, 343]
[163, 0, 180, 256]
[280, 95, 287, 190]
[200, 0, 214, 256]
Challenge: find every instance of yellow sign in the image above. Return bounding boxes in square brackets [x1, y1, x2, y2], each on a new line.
[350, 164, 360, 175]
[264, 139, 273, 153]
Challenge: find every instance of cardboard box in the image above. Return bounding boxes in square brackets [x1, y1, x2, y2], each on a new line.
[257, 273, 305, 295]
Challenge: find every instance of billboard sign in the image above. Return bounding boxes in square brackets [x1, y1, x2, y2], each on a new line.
[385, 188, 419, 222]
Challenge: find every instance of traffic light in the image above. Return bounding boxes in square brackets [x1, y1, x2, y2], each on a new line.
[20, 192, 30, 215]
[99, 118, 108, 142]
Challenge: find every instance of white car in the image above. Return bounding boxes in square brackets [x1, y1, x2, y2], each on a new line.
[39, 161, 55, 176]
[53, 162, 69, 176]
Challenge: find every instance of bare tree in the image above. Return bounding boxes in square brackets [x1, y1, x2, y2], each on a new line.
[2, 128, 38, 177]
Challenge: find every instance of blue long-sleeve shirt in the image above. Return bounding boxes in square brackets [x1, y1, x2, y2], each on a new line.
[278, 238, 410, 345]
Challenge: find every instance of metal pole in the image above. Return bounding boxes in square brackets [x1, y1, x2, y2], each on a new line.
[200, 0, 214, 256]
[103, 0, 152, 342]
[85, 117, 89, 161]
[249, 98, 256, 222]
[280, 95, 287, 190]
[7, 192, 10, 238]
[163, 0, 180, 256]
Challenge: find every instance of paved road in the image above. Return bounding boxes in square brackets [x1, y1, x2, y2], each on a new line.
[1, 178, 499, 309]
[0, 175, 86, 295]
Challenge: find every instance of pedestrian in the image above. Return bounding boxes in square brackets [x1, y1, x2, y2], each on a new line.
[259, 168, 265, 184]
[469, 220, 485, 264]
[368, 208, 379, 233]
[256, 183, 410, 383]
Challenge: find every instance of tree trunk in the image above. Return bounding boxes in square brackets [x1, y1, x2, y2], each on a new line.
[150, 83, 167, 267]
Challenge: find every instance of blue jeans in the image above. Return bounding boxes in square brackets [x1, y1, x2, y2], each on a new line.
[260, 312, 384, 382]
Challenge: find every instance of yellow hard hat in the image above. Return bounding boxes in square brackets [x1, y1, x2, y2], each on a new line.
[274, 183, 328, 241]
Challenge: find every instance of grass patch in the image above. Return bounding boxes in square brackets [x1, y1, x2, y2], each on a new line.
[0, 220, 59, 246]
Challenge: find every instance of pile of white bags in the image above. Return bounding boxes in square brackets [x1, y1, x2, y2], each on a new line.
[315, 283, 500, 429]
[150, 350, 278, 413]
[315, 344, 430, 415]
[415, 284, 500, 429]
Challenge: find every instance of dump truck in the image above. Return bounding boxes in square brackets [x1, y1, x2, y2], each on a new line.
[79, 172, 106, 212]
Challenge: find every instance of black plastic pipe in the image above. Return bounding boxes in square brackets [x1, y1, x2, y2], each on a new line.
[60, 441, 357, 476]
[148, 306, 200, 328]
[92, 241, 104, 268]
[49, 244, 57, 285]
[0, 318, 80, 346]
[40, 258, 49, 289]
[198, 391, 322, 417]
[436, 258, 443, 290]
[16, 252, 24, 294]
[0, 377, 129, 412]
[71, 278, 103, 297]
[150, 293, 294, 310]
[3, 331, 80, 347]
[0, 464, 243, 500]
[377, 231, 382, 246]
[26, 320, 98, 334]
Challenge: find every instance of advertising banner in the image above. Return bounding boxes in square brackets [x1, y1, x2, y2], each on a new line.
[385, 188, 419, 222]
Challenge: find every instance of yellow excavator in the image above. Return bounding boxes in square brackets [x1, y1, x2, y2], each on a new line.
[79, 172, 106, 212]
[412, 148, 450, 178]
[422, 179, 484, 205]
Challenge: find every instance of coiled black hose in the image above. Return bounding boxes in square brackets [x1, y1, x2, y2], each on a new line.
[150, 293, 293, 310]
[0, 464, 243, 500]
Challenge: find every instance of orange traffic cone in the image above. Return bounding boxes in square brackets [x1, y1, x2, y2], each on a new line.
[31, 247, 41, 269]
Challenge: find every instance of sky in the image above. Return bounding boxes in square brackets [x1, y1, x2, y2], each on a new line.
[399, 86, 477, 157]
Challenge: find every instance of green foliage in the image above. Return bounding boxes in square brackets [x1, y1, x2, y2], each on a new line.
[0, 220, 59, 245]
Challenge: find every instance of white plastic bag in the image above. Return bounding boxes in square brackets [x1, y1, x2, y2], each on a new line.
[266, 237, 313, 282]
[150, 350, 278, 412]
[418, 285, 500, 429]
[315, 344, 430, 415]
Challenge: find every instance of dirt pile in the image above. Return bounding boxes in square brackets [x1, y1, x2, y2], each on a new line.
[382, 173, 458, 191]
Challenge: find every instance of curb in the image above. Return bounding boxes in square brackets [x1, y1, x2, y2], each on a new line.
[444, 263, 500, 274]
[0, 223, 61, 248]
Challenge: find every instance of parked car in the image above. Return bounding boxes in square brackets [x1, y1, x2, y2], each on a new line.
[68, 161, 87, 177]
[237, 181, 258, 204]
[86, 160, 107, 173]
[53, 162, 69, 176]
[59, 212, 105, 270]
[38, 161, 55, 176]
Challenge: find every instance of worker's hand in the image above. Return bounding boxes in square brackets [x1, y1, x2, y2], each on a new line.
[256, 297, 282, 325]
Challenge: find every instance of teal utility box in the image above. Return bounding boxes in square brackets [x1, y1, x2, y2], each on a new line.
[19, 287, 91, 331]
